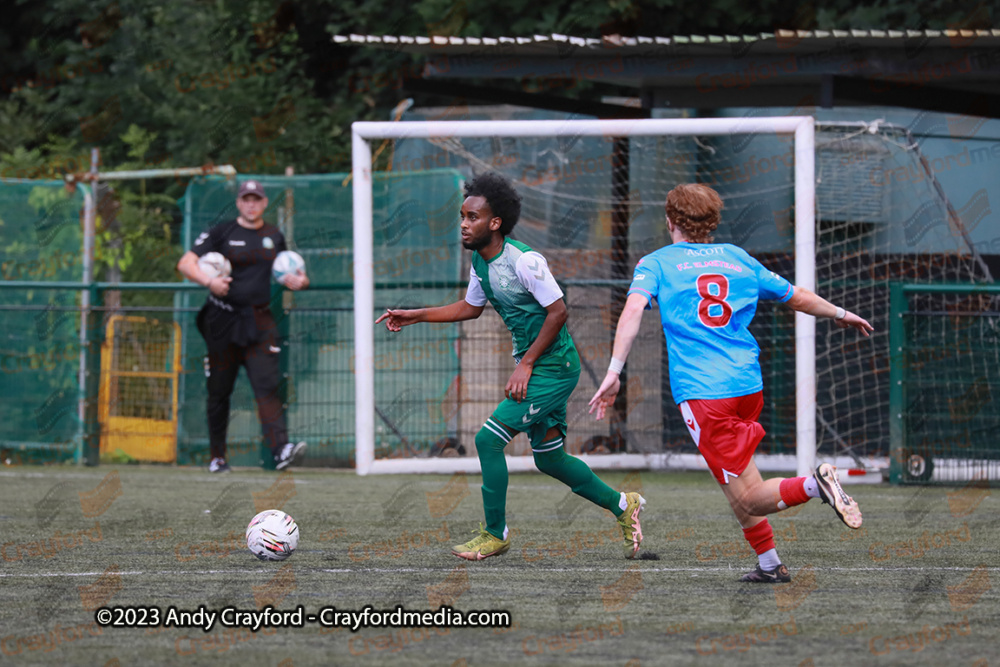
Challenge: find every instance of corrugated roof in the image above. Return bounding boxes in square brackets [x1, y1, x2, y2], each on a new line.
[332, 30, 1000, 55]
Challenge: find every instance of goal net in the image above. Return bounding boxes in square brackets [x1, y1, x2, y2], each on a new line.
[351, 112, 990, 476]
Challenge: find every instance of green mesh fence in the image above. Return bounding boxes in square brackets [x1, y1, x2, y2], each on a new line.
[3, 145, 994, 473]
[179, 171, 463, 467]
[0, 179, 86, 465]
[1, 171, 462, 467]
[890, 284, 1000, 485]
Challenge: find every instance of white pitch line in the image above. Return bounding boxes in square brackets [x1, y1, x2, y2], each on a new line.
[317, 565, 1000, 574]
[3, 565, 999, 579]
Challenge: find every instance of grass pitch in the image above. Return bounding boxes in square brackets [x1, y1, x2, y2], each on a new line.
[1, 465, 997, 666]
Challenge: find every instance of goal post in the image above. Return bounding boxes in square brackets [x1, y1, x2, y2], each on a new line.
[352, 117, 818, 476]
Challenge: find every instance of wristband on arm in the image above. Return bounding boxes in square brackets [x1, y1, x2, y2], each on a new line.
[835, 307, 846, 321]
[608, 357, 625, 375]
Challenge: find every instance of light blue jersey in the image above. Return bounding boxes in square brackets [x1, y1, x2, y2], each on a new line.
[628, 242, 793, 404]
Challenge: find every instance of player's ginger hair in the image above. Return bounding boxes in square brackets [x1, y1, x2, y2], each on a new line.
[666, 184, 724, 244]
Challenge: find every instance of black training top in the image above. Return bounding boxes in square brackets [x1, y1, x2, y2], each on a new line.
[191, 219, 286, 307]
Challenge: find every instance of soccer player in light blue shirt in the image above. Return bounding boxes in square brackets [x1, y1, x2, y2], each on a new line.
[590, 183, 873, 584]
[628, 240, 794, 405]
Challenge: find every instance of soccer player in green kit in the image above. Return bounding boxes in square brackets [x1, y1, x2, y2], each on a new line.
[376, 172, 646, 561]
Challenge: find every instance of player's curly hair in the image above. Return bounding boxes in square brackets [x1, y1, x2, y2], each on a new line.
[464, 171, 522, 236]
[665, 184, 724, 244]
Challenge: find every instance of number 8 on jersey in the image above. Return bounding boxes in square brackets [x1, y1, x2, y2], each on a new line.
[697, 273, 732, 327]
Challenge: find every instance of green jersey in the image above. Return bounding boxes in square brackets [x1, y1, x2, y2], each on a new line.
[466, 238, 578, 372]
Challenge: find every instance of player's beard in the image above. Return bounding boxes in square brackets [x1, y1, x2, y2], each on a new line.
[462, 229, 490, 251]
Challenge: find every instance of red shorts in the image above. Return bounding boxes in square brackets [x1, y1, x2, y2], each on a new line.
[678, 392, 765, 485]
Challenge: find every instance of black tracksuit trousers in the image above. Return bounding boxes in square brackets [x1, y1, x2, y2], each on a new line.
[197, 300, 286, 461]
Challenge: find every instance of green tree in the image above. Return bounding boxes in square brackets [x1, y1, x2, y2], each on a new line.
[94, 125, 178, 306]
[1, 0, 989, 287]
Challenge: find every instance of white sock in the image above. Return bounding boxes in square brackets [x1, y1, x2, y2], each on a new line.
[502, 525, 509, 540]
[618, 492, 628, 511]
[758, 548, 781, 571]
[803, 477, 821, 498]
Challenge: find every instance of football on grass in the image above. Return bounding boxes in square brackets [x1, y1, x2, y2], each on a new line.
[197, 251, 231, 279]
[246, 509, 299, 561]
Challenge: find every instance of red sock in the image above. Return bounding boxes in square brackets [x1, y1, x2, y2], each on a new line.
[742, 519, 776, 555]
[779, 477, 811, 507]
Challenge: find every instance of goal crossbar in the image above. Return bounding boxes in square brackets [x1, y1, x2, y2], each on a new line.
[352, 117, 816, 476]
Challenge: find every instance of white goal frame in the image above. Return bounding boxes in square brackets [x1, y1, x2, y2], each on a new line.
[352, 117, 816, 476]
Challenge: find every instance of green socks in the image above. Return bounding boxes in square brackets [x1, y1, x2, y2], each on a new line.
[476, 422, 626, 540]
[476, 419, 514, 539]
[533, 438, 624, 517]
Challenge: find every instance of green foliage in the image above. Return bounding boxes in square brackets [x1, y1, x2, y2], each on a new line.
[94, 125, 179, 304]
[8, 0, 968, 179]
[0, 0, 985, 285]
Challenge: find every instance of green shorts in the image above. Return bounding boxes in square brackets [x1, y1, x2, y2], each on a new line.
[491, 357, 581, 451]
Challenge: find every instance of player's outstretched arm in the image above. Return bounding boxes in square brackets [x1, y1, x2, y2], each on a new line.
[376, 300, 484, 332]
[785, 286, 874, 336]
[588, 293, 648, 420]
